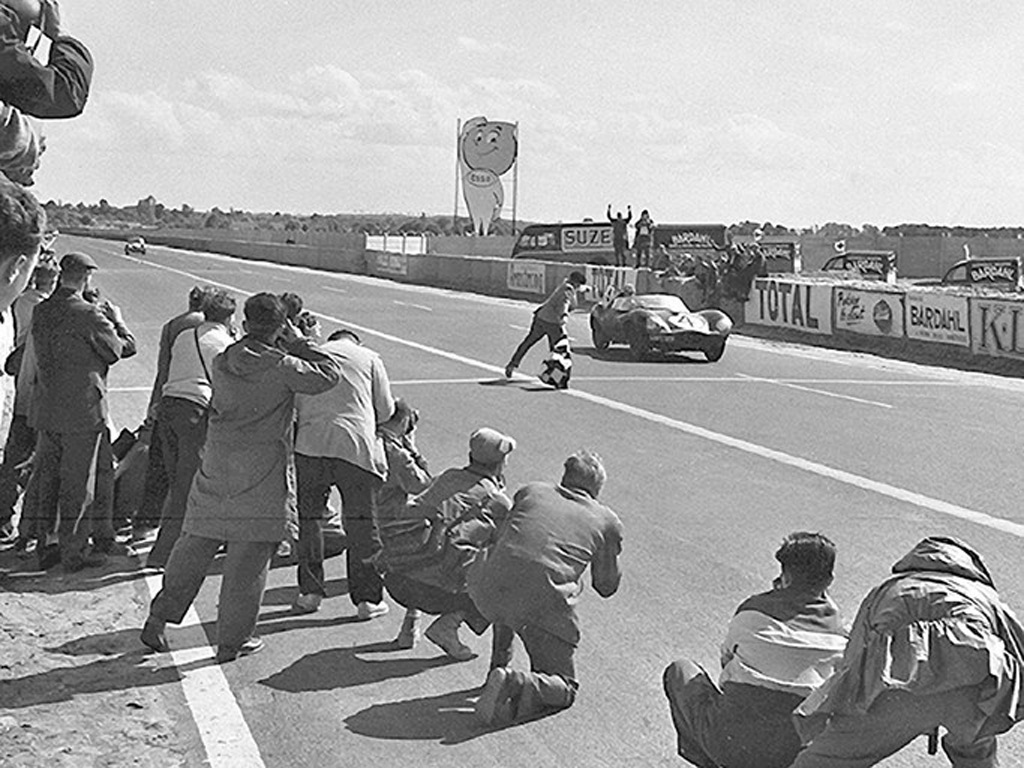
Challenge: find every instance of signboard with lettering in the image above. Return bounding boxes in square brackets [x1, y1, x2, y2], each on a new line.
[375, 252, 408, 276]
[585, 265, 636, 301]
[969, 296, 1024, 361]
[507, 260, 546, 295]
[822, 251, 897, 280]
[560, 225, 613, 252]
[940, 258, 1024, 290]
[653, 224, 728, 252]
[833, 288, 904, 337]
[750, 278, 832, 335]
[905, 292, 969, 347]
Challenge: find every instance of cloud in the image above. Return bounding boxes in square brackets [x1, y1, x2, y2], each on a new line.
[457, 36, 516, 54]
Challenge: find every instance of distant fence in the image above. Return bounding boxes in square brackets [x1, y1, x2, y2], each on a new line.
[365, 234, 428, 255]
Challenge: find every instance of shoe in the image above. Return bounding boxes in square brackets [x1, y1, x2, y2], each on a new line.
[292, 592, 322, 614]
[0, 520, 15, 544]
[275, 539, 293, 559]
[425, 612, 476, 661]
[394, 609, 421, 649]
[216, 636, 264, 664]
[140, 618, 169, 653]
[37, 544, 61, 570]
[475, 667, 519, 726]
[504, 364, 515, 379]
[356, 600, 389, 621]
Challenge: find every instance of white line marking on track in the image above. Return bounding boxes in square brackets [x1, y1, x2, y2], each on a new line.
[509, 324, 528, 330]
[109, 386, 151, 392]
[735, 372, 893, 409]
[393, 300, 433, 311]
[143, 574, 266, 768]
[117, 252, 1024, 546]
[323, 286, 347, 293]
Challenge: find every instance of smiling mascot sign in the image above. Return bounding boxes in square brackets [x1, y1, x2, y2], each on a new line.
[459, 116, 517, 235]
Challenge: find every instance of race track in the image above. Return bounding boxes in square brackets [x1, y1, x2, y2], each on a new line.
[75, 236, 1024, 767]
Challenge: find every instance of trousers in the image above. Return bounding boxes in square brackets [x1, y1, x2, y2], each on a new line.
[295, 453, 383, 605]
[507, 316, 565, 370]
[34, 427, 112, 564]
[149, 533, 276, 652]
[148, 397, 209, 567]
[791, 688, 998, 768]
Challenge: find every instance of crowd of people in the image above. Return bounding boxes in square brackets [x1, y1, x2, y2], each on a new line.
[0, 7, 1019, 760]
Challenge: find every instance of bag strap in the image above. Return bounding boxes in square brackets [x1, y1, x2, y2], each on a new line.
[193, 327, 212, 383]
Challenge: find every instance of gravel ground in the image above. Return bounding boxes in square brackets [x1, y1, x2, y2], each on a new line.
[0, 543, 194, 767]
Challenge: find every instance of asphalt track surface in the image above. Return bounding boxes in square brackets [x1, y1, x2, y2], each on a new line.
[73, 235, 1024, 767]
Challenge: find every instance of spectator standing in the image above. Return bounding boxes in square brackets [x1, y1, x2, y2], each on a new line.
[31, 251, 136, 570]
[0, 180, 45, 541]
[504, 270, 586, 379]
[469, 450, 623, 726]
[633, 209, 654, 268]
[138, 285, 213, 537]
[662, 532, 848, 768]
[292, 327, 396, 619]
[141, 293, 339, 662]
[607, 204, 632, 267]
[146, 289, 236, 569]
[792, 536, 1024, 768]
[384, 427, 515, 660]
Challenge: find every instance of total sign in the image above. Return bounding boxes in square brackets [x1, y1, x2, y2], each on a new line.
[751, 278, 832, 335]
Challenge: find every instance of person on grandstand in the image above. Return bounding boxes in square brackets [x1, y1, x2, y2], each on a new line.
[607, 204, 632, 267]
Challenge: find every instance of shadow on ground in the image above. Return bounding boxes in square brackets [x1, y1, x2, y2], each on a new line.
[260, 641, 460, 693]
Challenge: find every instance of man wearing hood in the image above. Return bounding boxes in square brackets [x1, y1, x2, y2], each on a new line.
[792, 536, 1024, 767]
[141, 293, 340, 663]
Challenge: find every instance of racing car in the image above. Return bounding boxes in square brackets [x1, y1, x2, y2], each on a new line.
[589, 291, 733, 362]
[124, 236, 146, 255]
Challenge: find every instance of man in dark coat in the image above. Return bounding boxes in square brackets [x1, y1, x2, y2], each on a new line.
[31, 251, 136, 570]
[141, 294, 340, 663]
[0, 0, 92, 119]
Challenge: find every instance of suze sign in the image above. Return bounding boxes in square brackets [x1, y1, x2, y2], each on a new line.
[751, 278, 831, 334]
[560, 226, 612, 251]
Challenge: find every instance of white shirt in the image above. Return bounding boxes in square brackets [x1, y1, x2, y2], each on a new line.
[162, 321, 234, 407]
[294, 337, 395, 478]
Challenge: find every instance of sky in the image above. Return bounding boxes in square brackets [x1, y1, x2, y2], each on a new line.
[31, 1, 1024, 228]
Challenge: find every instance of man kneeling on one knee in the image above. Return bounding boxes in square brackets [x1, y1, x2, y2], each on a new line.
[468, 450, 623, 726]
[663, 532, 848, 768]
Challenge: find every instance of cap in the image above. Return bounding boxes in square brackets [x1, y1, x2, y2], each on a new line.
[568, 270, 586, 285]
[469, 427, 516, 465]
[59, 252, 98, 272]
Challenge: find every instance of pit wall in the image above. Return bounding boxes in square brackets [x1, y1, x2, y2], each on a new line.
[68, 228, 1024, 376]
[744, 275, 1024, 376]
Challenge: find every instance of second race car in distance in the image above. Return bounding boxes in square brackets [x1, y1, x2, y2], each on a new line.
[589, 291, 733, 362]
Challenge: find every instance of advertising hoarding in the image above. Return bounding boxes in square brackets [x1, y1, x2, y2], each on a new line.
[905, 292, 969, 346]
[750, 278, 832, 334]
[833, 288, 904, 337]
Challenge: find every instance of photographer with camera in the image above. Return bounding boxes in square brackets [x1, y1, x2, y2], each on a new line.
[141, 293, 340, 663]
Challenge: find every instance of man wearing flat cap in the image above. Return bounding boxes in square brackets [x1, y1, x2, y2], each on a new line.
[469, 449, 624, 726]
[383, 426, 516, 661]
[505, 270, 586, 379]
[32, 250, 137, 570]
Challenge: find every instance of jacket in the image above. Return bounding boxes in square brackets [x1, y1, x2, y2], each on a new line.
[795, 536, 1024, 743]
[375, 428, 431, 523]
[468, 481, 623, 645]
[534, 280, 578, 326]
[0, 6, 92, 119]
[294, 336, 395, 478]
[183, 336, 340, 542]
[31, 286, 134, 433]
